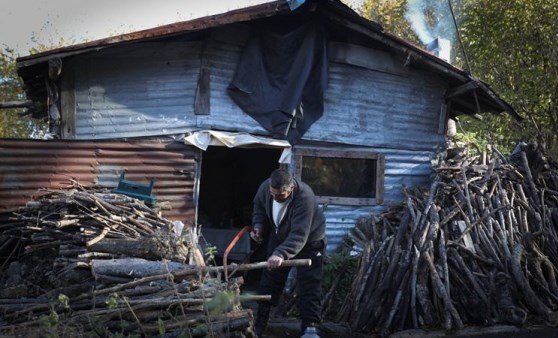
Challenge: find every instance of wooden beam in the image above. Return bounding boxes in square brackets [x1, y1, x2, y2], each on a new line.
[329, 42, 409, 76]
[0, 101, 33, 109]
[60, 68, 76, 139]
[445, 81, 479, 99]
[438, 102, 448, 135]
[473, 90, 481, 115]
[194, 66, 210, 115]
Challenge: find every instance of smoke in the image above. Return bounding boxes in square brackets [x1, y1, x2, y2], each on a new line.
[405, 0, 456, 45]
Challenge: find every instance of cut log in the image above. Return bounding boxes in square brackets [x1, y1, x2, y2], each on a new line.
[88, 237, 187, 261]
[92, 258, 193, 279]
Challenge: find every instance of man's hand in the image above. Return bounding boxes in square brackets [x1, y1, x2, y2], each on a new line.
[250, 228, 263, 244]
[267, 255, 283, 269]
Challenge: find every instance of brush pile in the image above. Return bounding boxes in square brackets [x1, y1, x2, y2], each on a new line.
[0, 182, 256, 337]
[336, 143, 558, 336]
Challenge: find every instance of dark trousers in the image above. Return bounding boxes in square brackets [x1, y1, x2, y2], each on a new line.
[257, 239, 325, 328]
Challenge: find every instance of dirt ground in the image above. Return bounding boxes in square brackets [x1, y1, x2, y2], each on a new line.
[238, 269, 558, 338]
[264, 321, 558, 338]
[389, 325, 558, 338]
[264, 318, 369, 337]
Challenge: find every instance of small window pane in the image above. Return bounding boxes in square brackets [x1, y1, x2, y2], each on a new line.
[301, 156, 376, 198]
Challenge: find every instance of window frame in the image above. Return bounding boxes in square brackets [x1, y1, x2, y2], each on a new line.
[294, 148, 385, 206]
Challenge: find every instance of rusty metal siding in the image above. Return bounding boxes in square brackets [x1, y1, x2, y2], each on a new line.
[305, 62, 447, 150]
[0, 139, 198, 224]
[73, 41, 203, 139]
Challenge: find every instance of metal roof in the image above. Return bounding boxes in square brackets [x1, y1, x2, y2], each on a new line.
[15, 0, 520, 121]
[16, 1, 290, 68]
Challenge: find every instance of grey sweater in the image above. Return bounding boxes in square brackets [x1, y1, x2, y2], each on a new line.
[252, 178, 326, 259]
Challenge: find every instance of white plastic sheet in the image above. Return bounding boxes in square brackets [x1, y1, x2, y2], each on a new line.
[183, 130, 292, 163]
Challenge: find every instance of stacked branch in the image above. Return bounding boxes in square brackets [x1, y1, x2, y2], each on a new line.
[0, 181, 259, 337]
[338, 145, 558, 336]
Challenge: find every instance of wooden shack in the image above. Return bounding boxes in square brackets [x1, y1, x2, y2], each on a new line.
[4, 0, 520, 254]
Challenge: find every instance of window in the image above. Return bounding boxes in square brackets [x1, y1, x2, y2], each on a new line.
[294, 148, 384, 206]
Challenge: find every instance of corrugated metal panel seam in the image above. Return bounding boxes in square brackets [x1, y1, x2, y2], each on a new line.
[0, 139, 198, 224]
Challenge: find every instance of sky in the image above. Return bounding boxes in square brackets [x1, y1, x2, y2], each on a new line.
[0, 0, 363, 57]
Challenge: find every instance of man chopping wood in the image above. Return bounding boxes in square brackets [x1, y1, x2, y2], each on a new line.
[250, 168, 326, 337]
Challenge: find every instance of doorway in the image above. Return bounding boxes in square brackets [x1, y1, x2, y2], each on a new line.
[197, 146, 282, 261]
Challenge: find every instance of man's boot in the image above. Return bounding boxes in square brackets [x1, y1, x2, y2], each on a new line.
[255, 304, 271, 337]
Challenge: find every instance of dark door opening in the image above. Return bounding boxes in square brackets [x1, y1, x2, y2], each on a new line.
[197, 146, 282, 261]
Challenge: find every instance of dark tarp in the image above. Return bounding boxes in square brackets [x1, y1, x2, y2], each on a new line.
[227, 18, 328, 145]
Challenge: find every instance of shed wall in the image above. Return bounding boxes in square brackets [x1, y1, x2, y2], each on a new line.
[320, 147, 433, 251]
[0, 139, 198, 224]
[63, 28, 447, 252]
[307, 63, 447, 150]
[69, 30, 447, 153]
[73, 41, 203, 138]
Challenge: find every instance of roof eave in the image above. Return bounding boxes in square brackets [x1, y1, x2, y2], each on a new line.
[316, 6, 522, 121]
[16, 0, 289, 69]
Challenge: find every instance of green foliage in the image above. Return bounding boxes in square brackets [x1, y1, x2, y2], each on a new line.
[360, 0, 466, 64]
[55, 294, 70, 311]
[190, 323, 209, 336]
[38, 293, 74, 338]
[203, 290, 236, 315]
[322, 250, 358, 319]
[106, 292, 120, 309]
[360, 0, 419, 43]
[178, 331, 192, 338]
[0, 47, 47, 138]
[460, 0, 558, 156]
[204, 245, 218, 266]
[360, 0, 558, 158]
[454, 114, 517, 155]
[157, 317, 166, 335]
[39, 307, 59, 328]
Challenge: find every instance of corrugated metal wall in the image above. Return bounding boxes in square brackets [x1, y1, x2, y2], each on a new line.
[0, 139, 198, 225]
[73, 41, 203, 139]
[71, 35, 269, 139]
[193, 29, 441, 252]
[62, 25, 448, 253]
[321, 148, 433, 252]
[196, 26, 269, 134]
[70, 29, 446, 151]
[306, 62, 447, 150]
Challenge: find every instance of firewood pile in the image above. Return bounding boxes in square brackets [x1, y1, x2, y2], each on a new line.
[336, 144, 558, 336]
[0, 182, 256, 337]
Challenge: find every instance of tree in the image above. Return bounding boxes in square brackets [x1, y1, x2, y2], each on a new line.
[360, 0, 467, 65]
[460, 0, 558, 156]
[359, 0, 558, 157]
[360, 0, 418, 43]
[0, 48, 46, 138]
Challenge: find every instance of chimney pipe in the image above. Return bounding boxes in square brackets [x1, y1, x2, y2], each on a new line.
[426, 37, 451, 63]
